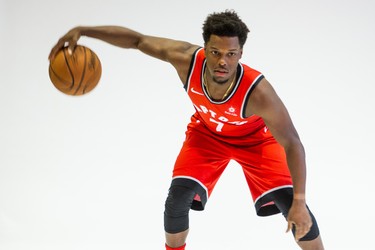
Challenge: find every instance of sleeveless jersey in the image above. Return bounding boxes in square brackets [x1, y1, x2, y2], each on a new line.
[184, 48, 266, 137]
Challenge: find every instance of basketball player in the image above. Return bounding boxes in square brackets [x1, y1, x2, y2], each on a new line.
[49, 10, 324, 250]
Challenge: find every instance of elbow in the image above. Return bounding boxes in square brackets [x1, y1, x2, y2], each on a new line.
[284, 138, 305, 157]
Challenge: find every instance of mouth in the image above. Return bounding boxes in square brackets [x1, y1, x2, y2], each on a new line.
[213, 69, 229, 78]
[212, 70, 231, 84]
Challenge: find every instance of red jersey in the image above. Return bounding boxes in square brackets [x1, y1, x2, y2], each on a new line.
[184, 48, 266, 137]
[173, 48, 293, 215]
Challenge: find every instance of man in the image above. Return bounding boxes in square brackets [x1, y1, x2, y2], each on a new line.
[49, 10, 324, 250]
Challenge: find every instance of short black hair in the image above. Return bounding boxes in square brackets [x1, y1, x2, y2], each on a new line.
[202, 10, 250, 48]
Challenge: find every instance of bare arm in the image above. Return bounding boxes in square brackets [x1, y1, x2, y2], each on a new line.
[246, 78, 312, 241]
[48, 26, 199, 83]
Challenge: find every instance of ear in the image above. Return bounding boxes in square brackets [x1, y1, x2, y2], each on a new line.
[239, 49, 243, 59]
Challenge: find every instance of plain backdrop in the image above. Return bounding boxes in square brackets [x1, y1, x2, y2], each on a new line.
[1, 0, 374, 249]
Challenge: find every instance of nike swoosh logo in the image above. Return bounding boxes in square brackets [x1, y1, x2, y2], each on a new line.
[191, 88, 204, 96]
[264, 126, 269, 133]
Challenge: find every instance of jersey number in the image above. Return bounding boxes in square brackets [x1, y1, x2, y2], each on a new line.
[209, 118, 224, 132]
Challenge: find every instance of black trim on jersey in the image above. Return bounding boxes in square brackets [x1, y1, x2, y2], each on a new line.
[241, 75, 265, 118]
[201, 63, 242, 104]
[222, 63, 242, 101]
[184, 47, 202, 91]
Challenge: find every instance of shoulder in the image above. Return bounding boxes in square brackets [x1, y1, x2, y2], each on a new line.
[173, 45, 202, 84]
[245, 77, 282, 117]
[188, 47, 205, 70]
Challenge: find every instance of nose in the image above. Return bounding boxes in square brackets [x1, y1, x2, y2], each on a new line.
[218, 56, 227, 67]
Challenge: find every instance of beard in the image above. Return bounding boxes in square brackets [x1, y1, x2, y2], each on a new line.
[211, 75, 230, 85]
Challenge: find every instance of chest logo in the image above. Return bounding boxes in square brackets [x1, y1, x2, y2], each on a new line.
[225, 106, 237, 117]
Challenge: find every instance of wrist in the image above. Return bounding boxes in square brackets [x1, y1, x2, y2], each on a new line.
[293, 193, 305, 200]
[75, 26, 85, 36]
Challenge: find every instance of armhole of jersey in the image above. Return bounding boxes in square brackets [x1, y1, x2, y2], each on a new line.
[184, 47, 203, 91]
[241, 74, 265, 118]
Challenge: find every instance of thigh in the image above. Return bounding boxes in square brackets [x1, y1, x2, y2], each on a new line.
[234, 136, 293, 210]
[172, 128, 231, 208]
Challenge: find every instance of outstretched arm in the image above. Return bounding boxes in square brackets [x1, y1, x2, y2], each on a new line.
[49, 26, 199, 83]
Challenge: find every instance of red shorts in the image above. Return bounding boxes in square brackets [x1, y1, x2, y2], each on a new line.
[171, 120, 293, 216]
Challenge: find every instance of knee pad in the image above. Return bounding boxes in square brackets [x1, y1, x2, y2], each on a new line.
[164, 185, 196, 234]
[297, 208, 320, 241]
[283, 206, 320, 241]
[273, 191, 320, 241]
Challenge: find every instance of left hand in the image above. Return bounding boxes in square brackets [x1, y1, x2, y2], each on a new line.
[49, 27, 82, 61]
[286, 199, 312, 242]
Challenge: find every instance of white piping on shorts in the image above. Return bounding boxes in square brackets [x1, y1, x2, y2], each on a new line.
[254, 185, 294, 204]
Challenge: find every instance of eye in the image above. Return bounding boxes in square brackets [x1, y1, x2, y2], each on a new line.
[211, 50, 220, 56]
[228, 52, 236, 57]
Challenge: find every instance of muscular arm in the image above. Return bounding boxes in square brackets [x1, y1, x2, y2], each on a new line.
[49, 26, 199, 83]
[246, 78, 312, 240]
[247, 78, 306, 196]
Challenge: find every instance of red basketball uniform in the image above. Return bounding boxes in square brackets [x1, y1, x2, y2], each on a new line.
[172, 48, 293, 216]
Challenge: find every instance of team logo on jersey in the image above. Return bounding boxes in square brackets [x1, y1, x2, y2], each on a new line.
[225, 106, 237, 117]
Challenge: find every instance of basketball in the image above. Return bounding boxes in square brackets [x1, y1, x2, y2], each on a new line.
[49, 45, 102, 95]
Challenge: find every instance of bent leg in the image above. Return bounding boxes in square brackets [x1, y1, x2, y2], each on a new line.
[295, 210, 324, 249]
[164, 124, 231, 248]
[164, 185, 196, 248]
[274, 192, 324, 249]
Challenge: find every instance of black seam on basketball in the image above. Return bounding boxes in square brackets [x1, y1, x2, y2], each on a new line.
[49, 64, 71, 86]
[74, 46, 86, 95]
[63, 49, 75, 91]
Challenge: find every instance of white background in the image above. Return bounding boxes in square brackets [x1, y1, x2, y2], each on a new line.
[1, 0, 374, 249]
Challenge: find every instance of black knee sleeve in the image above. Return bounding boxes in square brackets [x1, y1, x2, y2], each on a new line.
[295, 207, 320, 241]
[273, 191, 320, 241]
[164, 185, 196, 234]
[282, 205, 320, 241]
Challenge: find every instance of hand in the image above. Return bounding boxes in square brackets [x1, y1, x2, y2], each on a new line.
[286, 199, 312, 242]
[48, 27, 82, 61]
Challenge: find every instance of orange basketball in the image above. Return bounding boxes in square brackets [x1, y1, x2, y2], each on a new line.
[49, 45, 102, 95]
